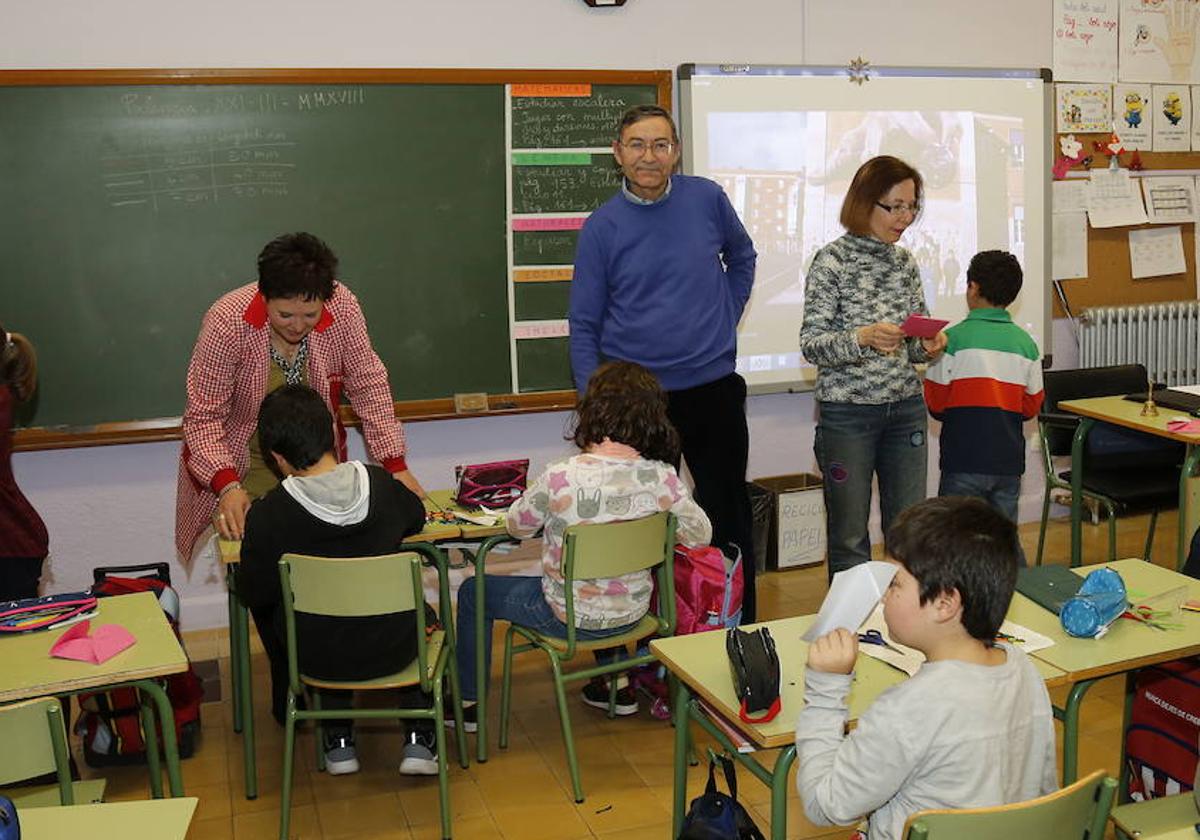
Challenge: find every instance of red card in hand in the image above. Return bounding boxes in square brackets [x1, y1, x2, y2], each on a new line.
[900, 314, 948, 339]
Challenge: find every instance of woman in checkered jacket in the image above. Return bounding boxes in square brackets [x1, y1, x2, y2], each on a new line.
[174, 232, 424, 561]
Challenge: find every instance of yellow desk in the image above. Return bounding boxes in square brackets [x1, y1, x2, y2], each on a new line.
[1059, 395, 1200, 570]
[1012, 558, 1200, 789]
[426, 489, 513, 764]
[218, 505, 463, 798]
[19, 797, 197, 839]
[0, 592, 189, 798]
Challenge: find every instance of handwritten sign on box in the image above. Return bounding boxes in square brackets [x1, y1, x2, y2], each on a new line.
[754, 474, 827, 569]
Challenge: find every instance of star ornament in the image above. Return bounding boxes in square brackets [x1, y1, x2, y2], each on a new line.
[848, 56, 872, 85]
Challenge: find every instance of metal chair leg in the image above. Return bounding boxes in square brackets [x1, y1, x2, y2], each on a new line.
[1035, 488, 1052, 566]
[549, 656, 585, 803]
[279, 699, 297, 840]
[498, 627, 518, 750]
[1144, 509, 1159, 561]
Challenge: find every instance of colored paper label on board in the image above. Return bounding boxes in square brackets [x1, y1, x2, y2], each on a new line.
[511, 216, 587, 232]
[512, 152, 593, 166]
[513, 320, 570, 339]
[511, 84, 592, 98]
[514, 267, 574, 283]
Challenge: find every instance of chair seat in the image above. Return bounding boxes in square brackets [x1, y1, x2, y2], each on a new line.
[3, 778, 107, 809]
[1057, 467, 1180, 509]
[301, 630, 443, 690]
[1111, 793, 1199, 839]
[522, 613, 662, 653]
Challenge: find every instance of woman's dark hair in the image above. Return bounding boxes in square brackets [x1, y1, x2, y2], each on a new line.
[0, 324, 38, 402]
[571, 361, 680, 465]
[257, 384, 334, 475]
[257, 232, 337, 302]
[839, 155, 924, 236]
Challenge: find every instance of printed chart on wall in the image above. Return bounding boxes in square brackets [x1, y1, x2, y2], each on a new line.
[505, 84, 657, 392]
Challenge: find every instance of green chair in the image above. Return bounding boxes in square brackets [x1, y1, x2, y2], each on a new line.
[902, 769, 1116, 839]
[278, 552, 468, 840]
[497, 511, 677, 803]
[0, 697, 106, 808]
[1111, 792, 1199, 839]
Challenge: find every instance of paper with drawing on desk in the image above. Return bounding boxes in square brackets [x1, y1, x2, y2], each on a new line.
[802, 561, 897, 642]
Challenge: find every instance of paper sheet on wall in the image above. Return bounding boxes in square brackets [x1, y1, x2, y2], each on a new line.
[1054, 0, 1119, 83]
[1086, 168, 1148, 227]
[1053, 179, 1091, 213]
[1142, 175, 1197, 223]
[1129, 225, 1186, 278]
[1115, 83, 1153, 148]
[1053, 212, 1089, 279]
[1153, 84, 1192, 150]
[1120, 0, 1200, 83]
[1057, 83, 1114, 133]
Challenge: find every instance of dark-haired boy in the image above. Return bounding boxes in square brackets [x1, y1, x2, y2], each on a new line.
[237, 384, 434, 776]
[923, 250, 1043, 526]
[796, 497, 1056, 840]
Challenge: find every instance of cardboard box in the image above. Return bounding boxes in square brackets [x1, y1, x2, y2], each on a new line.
[751, 474, 826, 570]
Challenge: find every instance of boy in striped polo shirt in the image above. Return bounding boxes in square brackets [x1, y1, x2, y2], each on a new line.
[923, 251, 1044, 529]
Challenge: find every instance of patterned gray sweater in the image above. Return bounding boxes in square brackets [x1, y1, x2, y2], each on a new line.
[799, 233, 930, 404]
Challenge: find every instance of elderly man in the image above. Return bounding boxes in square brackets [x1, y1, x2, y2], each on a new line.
[569, 104, 759, 620]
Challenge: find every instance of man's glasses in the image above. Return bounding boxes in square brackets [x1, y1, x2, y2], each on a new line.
[875, 201, 921, 217]
[620, 139, 676, 157]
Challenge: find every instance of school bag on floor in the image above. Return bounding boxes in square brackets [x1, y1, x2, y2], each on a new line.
[75, 563, 204, 767]
[1125, 657, 1200, 800]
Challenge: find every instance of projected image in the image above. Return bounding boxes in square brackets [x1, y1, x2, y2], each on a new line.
[706, 109, 1028, 386]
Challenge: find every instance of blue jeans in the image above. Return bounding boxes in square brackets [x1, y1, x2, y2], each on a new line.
[938, 471, 1026, 565]
[815, 396, 928, 578]
[455, 575, 635, 702]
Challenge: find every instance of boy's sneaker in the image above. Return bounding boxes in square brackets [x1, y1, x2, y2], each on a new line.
[400, 729, 440, 776]
[323, 734, 360, 776]
[581, 677, 639, 716]
[443, 701, 478, 733]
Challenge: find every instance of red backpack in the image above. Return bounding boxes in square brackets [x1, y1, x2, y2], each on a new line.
[75, 563, 204, 767]
[1126, 657, 1200, 800]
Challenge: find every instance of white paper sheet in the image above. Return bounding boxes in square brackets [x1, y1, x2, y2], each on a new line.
[1115, 83, 1153, 148]
[1054, 0, 1120, 83]
[1142, 175, 1197, 222]
[802, 561, 897, 642]
[1120, 0, 1200, 83]
[1086, 169, 1149, 227]
[1153, 84, 1192, 150]
[1053, 212, 1089, 279]
[1053, 179, 1091, 213]
[1129, 225, 1186, 278]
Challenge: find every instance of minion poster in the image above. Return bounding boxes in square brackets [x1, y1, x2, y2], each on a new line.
[1152, 84, 1191, 150]
[1114, 83, 1152, 148]
[1057, 83, 1113, 133]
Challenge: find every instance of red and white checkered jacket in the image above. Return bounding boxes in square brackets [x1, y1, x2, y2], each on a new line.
[174, 282, 407, 559]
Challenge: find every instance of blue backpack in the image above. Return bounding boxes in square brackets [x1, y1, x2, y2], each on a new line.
[0, 795, 20, 840]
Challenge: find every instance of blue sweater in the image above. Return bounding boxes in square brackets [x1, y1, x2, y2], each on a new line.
[568, 175, 757, 392]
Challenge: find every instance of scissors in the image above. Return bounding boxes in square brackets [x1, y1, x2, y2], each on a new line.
[857, 629, 905, 655]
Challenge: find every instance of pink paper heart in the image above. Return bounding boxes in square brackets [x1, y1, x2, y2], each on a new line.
[51, 620, 136, 664]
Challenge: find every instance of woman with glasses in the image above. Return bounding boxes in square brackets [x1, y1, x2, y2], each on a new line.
[800, 155, 947, 580]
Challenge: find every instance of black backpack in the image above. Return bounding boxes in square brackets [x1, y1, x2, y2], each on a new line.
[678, 754, 765, 840]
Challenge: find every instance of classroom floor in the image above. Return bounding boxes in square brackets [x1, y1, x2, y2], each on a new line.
[85, 510, 1173, 839]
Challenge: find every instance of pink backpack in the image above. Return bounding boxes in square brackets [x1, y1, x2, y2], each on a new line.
[672, 544, 744, 636]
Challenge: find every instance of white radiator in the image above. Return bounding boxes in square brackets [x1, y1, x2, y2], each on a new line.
[1078, 301, 1200, 386]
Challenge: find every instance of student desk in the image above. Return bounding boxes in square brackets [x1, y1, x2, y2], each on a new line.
[19, 796, 198, 839]
[1059, 395, 1200, 570]
[0, 592, 190, 798]
[426, 489, 513, 764]
[1009, 558, 1200, 789]
[218, 504, 461, 799]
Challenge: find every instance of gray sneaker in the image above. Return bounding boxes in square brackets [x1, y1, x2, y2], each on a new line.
[323, 734, 360, 776]
[399, 729, 439, 776]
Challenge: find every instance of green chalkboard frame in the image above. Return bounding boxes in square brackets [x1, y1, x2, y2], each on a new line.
[3, 68, 671, 451]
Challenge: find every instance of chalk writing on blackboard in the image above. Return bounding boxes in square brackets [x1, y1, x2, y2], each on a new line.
[511, 157, 620, 214]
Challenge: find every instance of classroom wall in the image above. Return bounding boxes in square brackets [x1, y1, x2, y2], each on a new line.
[3, 0, 1056, 629]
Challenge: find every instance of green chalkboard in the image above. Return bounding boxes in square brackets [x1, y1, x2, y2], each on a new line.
[0, 69, 669, 438]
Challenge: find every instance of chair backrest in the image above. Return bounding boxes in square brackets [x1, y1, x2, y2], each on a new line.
[0, 697, 73, 802]
[1041, 364, 1148, 457]
[278, 552, 429, 690]
[902, 770, 1116, 840]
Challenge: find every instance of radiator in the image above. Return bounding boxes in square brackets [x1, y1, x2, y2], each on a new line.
[1078, 301, 1200, 386]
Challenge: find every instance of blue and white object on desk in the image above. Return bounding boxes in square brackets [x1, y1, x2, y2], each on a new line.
[1060, 567, 1127, 639]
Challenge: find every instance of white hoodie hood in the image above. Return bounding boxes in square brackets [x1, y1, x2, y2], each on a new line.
[281, 460, 371, 526]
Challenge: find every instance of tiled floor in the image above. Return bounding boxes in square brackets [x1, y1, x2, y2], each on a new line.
[79, 510, 1176, 838]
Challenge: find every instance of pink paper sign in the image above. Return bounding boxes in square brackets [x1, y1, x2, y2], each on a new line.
[51, 620, 136, 664]
[900, 314, 949, 339]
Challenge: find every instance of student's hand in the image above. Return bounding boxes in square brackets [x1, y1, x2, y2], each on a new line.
[807, 628, 859, 675]
[856, 322, 905, 354]
[393, 469, 427, 499]
[920, 331, 947, 358]
[214, 486, 251, 541]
